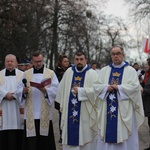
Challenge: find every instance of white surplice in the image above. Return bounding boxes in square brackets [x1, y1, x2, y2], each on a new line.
[16, 67, 59, 120]
[0, 68, 24, 130]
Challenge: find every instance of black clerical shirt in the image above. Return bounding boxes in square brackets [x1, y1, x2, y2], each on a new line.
[5, 69, 16, 76]
[33, 66, 44, 74]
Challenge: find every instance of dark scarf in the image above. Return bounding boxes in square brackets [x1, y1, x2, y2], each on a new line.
[144, 70, 150, 85]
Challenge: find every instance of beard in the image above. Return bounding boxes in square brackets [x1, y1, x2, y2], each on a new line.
[76, 64, 84, 71]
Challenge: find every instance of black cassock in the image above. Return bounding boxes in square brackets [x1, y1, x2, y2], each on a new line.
[22, 120, 56, 150]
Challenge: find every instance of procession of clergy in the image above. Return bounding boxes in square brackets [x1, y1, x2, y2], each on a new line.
[0, 46, 146, 150]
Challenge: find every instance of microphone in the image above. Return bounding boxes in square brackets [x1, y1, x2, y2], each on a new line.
[22, 78, 27, 87]
[22, 78, 27, 98]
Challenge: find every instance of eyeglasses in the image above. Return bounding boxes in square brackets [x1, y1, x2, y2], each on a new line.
[33, 60, 43, 63]
[111, 52, 123, 56]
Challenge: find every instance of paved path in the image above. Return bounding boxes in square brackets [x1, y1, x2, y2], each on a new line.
[139, 118, 150, 150]
[53, 108, 62, 150]
[53, 107, 150, 150]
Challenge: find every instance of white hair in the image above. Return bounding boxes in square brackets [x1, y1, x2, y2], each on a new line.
[5, 54, 17, 61]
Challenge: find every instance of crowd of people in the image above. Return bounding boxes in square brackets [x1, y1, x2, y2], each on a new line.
[0, 46, 149, 150]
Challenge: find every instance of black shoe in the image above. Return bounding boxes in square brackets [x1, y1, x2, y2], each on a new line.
[59, 137, 62, 143]
[144, 147, 150, 150]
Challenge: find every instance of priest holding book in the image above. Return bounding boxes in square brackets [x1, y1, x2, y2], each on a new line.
[16, 51, 59, 150]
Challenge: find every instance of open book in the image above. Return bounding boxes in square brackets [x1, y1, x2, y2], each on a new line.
[30, 78, 51, 88]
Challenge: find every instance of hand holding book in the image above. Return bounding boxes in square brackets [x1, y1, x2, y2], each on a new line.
[30, 78, 51, 88]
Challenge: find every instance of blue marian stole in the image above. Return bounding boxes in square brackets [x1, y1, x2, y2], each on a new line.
[67, 65, 90, 146]
[105, 62, 128, 143]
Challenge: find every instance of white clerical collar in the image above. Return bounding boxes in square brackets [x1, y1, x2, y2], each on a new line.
[112, 61, 125, 68]
[75, 64, 87, 73]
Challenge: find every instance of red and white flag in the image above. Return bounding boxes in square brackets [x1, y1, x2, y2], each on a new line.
[143, 37, 150, 53]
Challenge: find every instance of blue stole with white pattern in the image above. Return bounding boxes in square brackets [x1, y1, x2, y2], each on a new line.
[67, 65, 90, 146]
[105, 62, 128, 143]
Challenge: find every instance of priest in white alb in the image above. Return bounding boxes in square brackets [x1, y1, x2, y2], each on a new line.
[0, 54, 24, 150]
[55, 51, 98, 150]
[16, 51, 59, 150]
[93, 46, 145, 150]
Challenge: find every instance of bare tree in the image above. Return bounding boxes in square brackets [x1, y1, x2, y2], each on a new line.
[124, 0, 150, 36]
[0, 0, 131, 69]
[125, 0, 150, 22]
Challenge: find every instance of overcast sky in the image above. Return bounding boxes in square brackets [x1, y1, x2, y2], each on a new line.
[104, 0, 148, 63]
[87, 0, 148, 62]
[104, 0, 129, 19]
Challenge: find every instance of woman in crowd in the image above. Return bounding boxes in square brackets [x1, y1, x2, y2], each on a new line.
[54, 55, 69, 143]
[142, 59, 150, 150]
